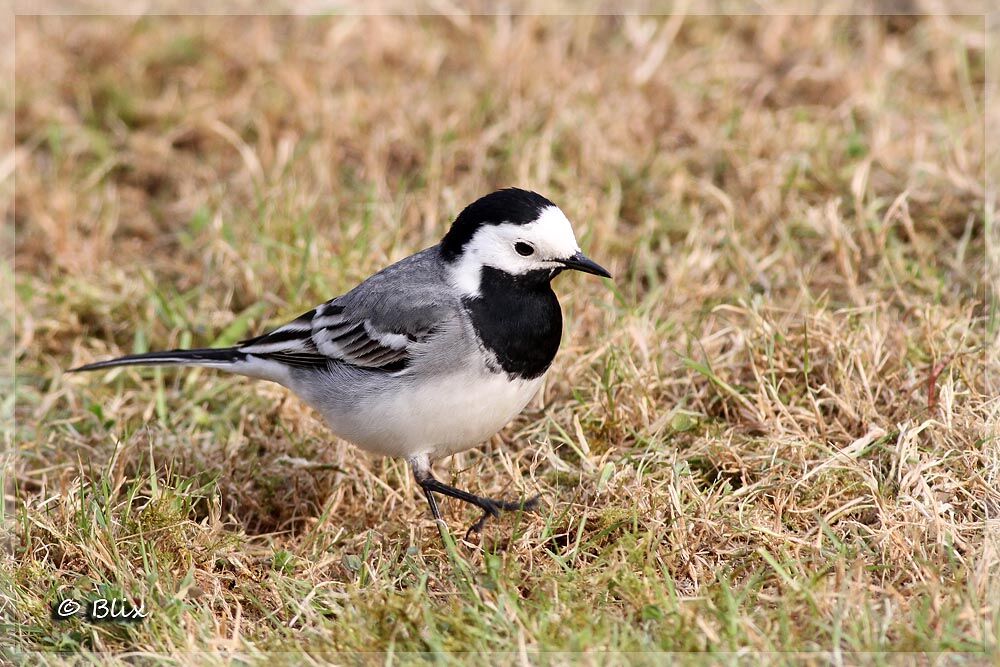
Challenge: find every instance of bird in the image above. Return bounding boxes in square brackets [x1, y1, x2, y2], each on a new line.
[70, 187, 612, 538]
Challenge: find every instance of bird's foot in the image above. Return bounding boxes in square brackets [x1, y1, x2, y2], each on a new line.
[464, 494, 540, 540]
[409, 456, 540, 543]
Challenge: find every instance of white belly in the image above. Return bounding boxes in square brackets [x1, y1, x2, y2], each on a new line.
[318, 370, 544, 460]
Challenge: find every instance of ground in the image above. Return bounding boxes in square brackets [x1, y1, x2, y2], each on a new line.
[6, 12, 996, 664]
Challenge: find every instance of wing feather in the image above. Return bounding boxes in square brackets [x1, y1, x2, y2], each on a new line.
[233, 247, 454, 372]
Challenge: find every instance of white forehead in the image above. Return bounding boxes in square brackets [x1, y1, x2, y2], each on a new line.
[445, 205, 581, 295]
[516, 206, 580, 255]
[473, 205, 581, 263]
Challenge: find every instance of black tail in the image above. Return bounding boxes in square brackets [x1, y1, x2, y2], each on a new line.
[68, 347, 247, 373]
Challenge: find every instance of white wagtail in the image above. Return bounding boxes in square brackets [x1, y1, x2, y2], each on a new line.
[71, 188, 611, 537]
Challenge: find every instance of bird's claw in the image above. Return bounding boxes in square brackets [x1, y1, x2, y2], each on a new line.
[463, 495, 541, 540]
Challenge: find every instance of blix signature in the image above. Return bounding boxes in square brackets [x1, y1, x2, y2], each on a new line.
[52, 597, 147, 622]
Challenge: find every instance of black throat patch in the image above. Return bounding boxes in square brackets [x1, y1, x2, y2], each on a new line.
[462, 267, 563, 380]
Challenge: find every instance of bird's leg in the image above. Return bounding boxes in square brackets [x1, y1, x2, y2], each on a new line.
[407, 455, 539, 539]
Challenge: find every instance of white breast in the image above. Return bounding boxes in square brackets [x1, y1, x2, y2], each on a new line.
[312, 367, 544, 460]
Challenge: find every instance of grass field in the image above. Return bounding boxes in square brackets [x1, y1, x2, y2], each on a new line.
[6, 12, 997, 663]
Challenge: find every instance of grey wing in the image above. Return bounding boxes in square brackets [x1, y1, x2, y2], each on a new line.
[236, 263, 453, 372]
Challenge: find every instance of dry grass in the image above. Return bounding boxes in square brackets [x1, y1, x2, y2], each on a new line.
[6, 12, 996, 663]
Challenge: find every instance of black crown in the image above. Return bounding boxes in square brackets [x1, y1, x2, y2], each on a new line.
[440, 188, 555, 261]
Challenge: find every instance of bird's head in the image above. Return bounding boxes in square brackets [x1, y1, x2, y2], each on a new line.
[440, 188, 611, 296]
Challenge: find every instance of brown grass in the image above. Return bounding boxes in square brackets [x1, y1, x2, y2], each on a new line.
[6, 12, 996, 662]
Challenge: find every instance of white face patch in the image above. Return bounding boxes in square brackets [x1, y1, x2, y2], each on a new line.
[446, 205, 581, 295]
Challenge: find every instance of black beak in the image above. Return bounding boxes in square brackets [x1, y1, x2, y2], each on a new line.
[559, 251, 612, 279]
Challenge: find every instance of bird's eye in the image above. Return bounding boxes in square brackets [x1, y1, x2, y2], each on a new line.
[514, 242, 535, 257]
